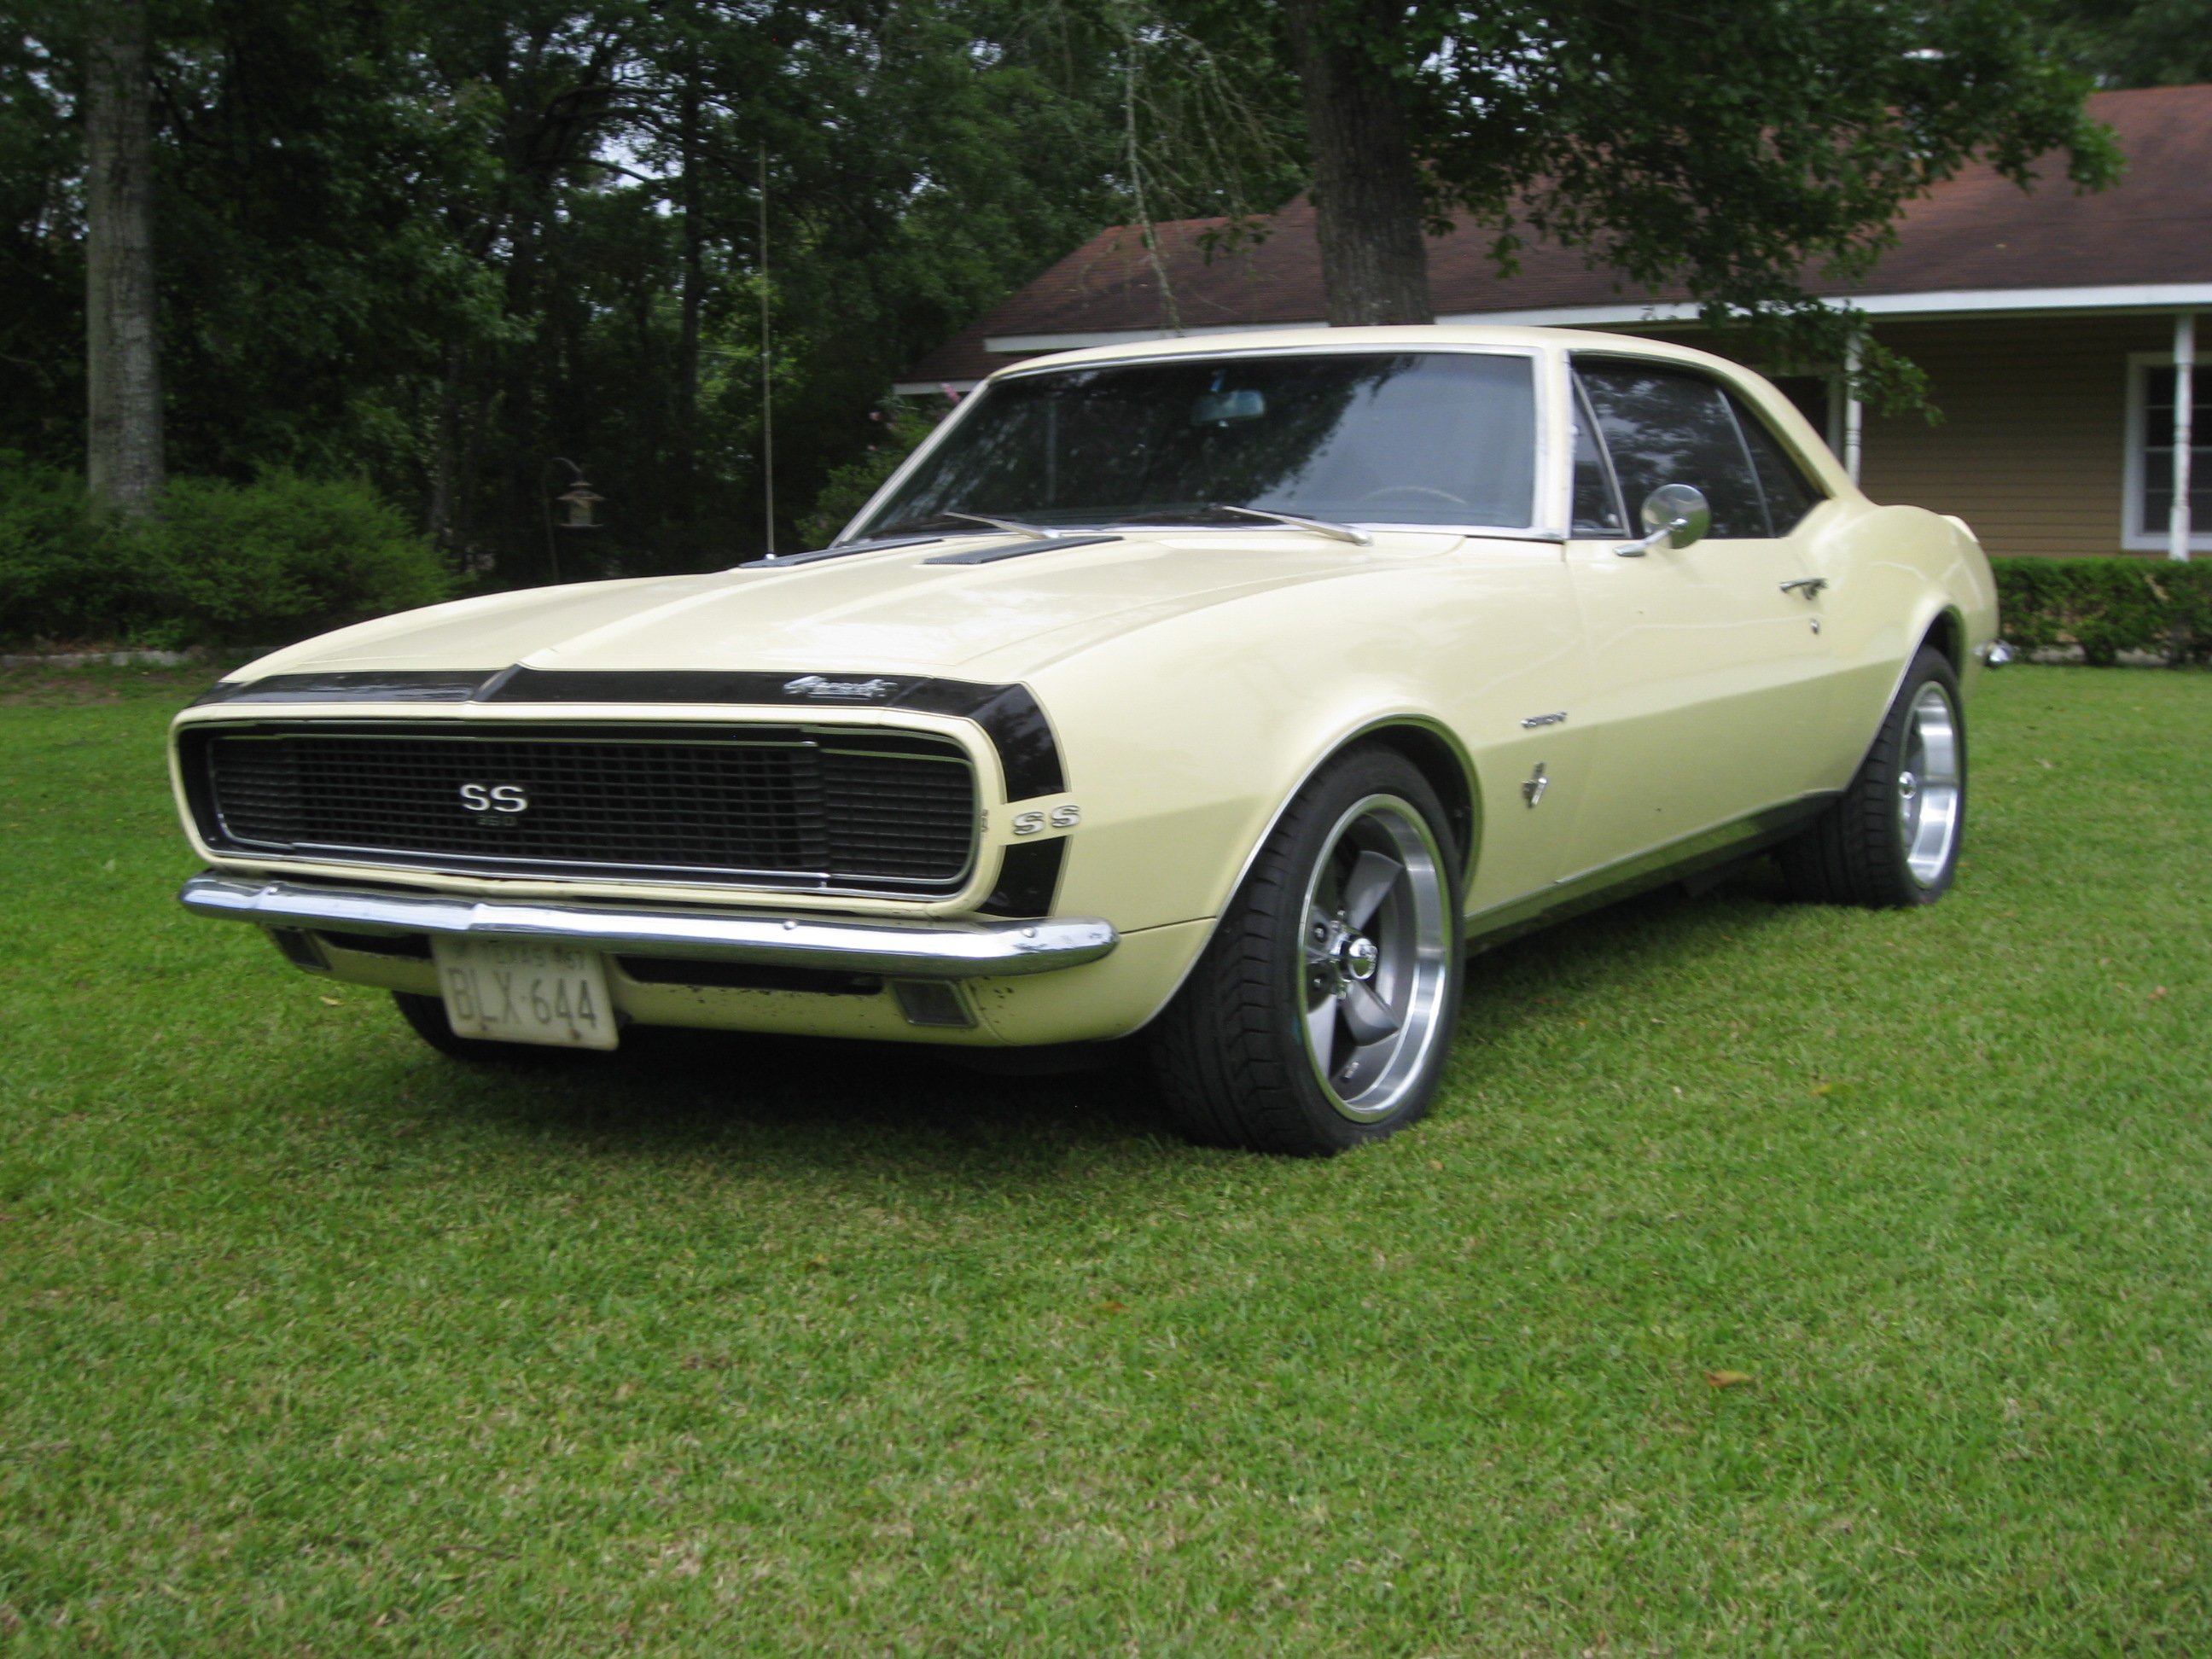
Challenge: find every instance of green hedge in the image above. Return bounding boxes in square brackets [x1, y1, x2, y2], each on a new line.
[1991, 556, 2212, 667]
[0, 464, 451, 649]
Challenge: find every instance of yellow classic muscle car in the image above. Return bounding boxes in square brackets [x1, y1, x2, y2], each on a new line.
[170, 326, 1999, 1155]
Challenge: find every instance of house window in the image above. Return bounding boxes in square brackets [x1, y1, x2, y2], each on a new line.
[2124, 353, 2212, 552]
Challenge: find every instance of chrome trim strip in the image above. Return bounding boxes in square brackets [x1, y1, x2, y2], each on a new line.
[179, 873, 1118, 980]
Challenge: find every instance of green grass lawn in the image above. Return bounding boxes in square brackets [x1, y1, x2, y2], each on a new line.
[1, 663, 2206, 1655]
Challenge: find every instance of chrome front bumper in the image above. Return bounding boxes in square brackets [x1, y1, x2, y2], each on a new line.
[178, 872, 1118, 979]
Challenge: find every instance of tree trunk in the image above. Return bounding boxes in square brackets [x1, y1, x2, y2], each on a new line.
[677, 61, 703, 438]
[1282, 0, 1434, 326]
[84, 0, 165, 516]
[427, 341, 464, 548]
[677, 49, 702, 490]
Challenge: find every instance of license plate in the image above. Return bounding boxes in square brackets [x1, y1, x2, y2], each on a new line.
[432, 937, 619, 1050]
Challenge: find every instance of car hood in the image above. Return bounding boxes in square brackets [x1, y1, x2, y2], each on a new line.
[224, 528, 1466, 690]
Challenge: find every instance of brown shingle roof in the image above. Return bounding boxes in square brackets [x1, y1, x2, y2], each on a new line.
[902, 84, 2212, 386]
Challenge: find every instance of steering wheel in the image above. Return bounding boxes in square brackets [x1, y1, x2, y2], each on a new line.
[1352, 484, 1470, 509]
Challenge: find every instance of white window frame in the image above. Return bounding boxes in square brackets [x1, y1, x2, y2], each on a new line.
[2122, 351, 2212, 552]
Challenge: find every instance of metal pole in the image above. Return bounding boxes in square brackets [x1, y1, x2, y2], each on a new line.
[760, 145, 775, 558]
[2170, 311, 2196, 563]
[1842, 334, 1865, 487]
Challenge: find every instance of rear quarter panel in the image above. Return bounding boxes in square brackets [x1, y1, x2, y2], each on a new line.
[1806, 501, 1997, 786]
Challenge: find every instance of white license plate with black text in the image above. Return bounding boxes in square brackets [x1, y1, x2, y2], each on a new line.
[433, 937, 618, 1050]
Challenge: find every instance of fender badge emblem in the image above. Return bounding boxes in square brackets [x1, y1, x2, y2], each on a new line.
[1522, 764, 1550, 808]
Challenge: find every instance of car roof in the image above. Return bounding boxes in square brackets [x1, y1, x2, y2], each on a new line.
[984, 323, 1749, 382]
[980, 323, 1854, 499]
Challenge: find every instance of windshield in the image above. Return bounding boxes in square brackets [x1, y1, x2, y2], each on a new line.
[854, 351, 1538, 538]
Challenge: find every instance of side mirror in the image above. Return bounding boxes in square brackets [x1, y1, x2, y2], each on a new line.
[1614, 484, 1711, 557]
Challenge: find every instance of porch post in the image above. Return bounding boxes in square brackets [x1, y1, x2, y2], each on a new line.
[1842, 335, 1864, 486]
[2170, 311, 2196, 563]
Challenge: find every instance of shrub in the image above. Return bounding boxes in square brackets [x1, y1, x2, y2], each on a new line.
[1992, 556, 2212, 667]
[796, 405, 941, 550]
[0, 462, 135, 644]
[138, 473, 451, 646]
[0, 466, 451, 649]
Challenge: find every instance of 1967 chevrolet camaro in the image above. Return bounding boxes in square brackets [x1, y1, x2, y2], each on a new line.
[170, 326, 2000, 1155]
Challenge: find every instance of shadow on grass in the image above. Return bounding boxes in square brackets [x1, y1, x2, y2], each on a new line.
[306, 1010, 1182, 1187]
[267, 861, 1803, 1181]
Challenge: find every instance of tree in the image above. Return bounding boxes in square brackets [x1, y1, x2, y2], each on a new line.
[2051, 0, 2212, 87]
[84, 0, 163, 517]
[1258, 0, 2120, 382]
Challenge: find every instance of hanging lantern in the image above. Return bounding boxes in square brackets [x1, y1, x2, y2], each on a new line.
[556, 480, 602, 529]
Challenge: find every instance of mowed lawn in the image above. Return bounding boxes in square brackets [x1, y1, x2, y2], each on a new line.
[1, 664, 2205, 1656]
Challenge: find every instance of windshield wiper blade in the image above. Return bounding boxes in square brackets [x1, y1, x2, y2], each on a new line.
[1213, 504, 1371, 546]
[736, 533, 942, 568]
[943, 510, 1055, 540]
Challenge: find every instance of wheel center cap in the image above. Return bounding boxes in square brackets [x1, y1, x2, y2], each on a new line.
[1343, 935, 1380, 981]
[1899, 771, 1918, 801]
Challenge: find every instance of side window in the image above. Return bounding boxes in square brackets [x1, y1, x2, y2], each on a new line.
[1729, 392, 1825, 535]
[1569, 379, 1626, 534]
[1575, 360, 1769, 539]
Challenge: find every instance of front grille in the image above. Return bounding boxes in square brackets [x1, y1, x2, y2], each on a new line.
[184, 721, 977, 893]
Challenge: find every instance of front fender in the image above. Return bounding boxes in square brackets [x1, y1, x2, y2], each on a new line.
[1025, 559, 1575, 934]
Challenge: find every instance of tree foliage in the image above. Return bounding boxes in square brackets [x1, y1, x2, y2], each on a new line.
[2050, 0, 2212, 86]
[6, 0, 1299, 579]
[4, 0, 2126, 587]
[1221, 0, 2121, 403]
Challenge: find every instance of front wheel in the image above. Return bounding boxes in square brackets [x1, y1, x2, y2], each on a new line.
[1146, 748, 1464, 1155]
[1783, 645, 1966, 908]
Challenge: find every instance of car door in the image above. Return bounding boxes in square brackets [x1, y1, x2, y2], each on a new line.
[1559, 355, 1836, 881]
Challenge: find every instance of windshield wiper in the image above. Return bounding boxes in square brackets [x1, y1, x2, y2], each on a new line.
[736, 532, 942, 568]
[942, 510, 1055, 540]
[1212, 504, 1371, 546]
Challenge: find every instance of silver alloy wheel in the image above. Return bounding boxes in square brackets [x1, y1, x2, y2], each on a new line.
[1898, 681, 1963, 886]
[1298, 793, 1454, 1121]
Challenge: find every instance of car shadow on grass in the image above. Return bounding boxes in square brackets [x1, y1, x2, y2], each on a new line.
[370, 1015, 1179, 1176]
[311, 861, 1797, 1177]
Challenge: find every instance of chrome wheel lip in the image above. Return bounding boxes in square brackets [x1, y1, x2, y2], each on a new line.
[1900, 681, 1963, 887]
[1297, 793, 1453, 1122]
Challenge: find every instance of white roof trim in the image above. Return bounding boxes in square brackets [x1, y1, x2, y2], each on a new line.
[974, 284, 2212, 363]
[1445, 283, 2212, 328]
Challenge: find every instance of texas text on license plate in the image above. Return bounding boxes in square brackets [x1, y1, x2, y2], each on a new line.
[432, 937, 619, 1050]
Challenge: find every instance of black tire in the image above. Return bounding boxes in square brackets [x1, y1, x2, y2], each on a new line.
[391, 990, 605, 1065]
[1782, 645, 1966, 908]
[1145, 747, 1464, 1155]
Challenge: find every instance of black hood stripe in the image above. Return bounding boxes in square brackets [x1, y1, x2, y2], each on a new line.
[199, 666, 1066, 801]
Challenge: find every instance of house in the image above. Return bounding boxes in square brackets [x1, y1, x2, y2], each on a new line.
[899, 84, 2209, 561]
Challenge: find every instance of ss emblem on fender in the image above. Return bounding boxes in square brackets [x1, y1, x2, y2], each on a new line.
[459, 783, 530, 814]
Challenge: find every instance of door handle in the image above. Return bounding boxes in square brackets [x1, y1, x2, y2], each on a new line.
[1778, 577, 1829, 598]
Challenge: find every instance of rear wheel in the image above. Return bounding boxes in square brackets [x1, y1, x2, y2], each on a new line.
[1783, 645, 1965, 907]
[1147, 748, 1464, 1155]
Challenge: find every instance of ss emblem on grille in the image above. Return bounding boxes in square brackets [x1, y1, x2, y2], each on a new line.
[459, 783, 530, 814]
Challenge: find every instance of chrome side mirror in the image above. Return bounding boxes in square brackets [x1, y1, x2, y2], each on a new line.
[1614, 484, 1711, 557]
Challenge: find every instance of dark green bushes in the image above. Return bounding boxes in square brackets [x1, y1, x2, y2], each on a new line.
[795, 405, 940, 550]
[1992, 556, 2212, 667]
[0, 464, 451, 649]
